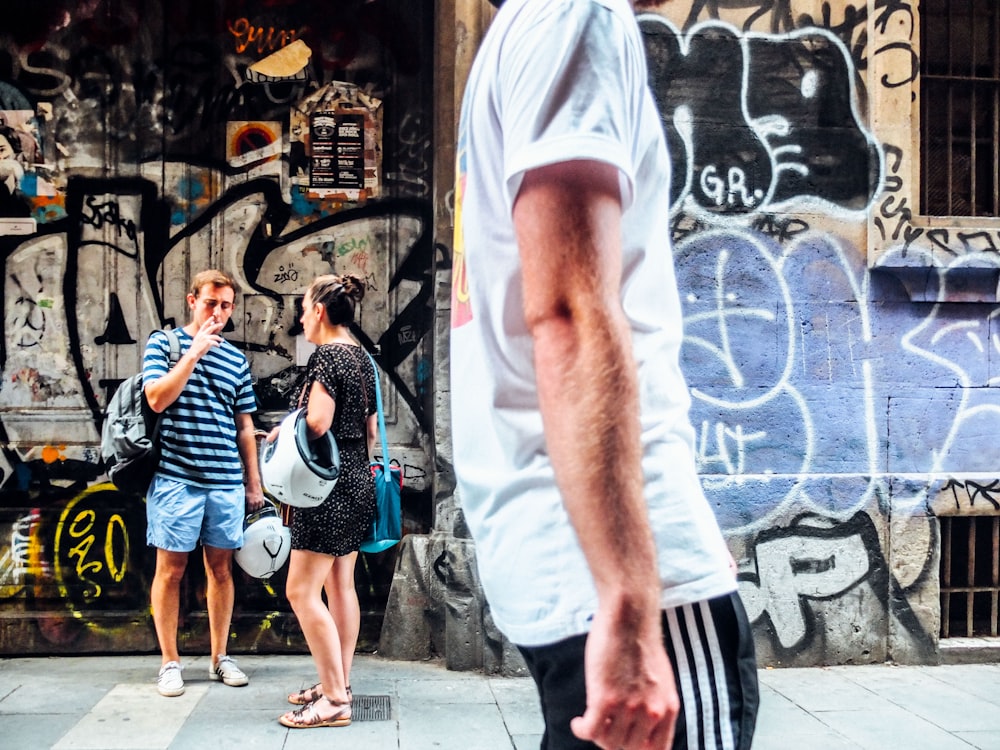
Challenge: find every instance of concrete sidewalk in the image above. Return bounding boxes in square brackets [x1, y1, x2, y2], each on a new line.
[1, 654, 998, 749]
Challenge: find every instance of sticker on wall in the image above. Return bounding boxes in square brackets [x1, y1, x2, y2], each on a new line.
[226, 121, 283, 181]
[290, 82, 382, 203]
[245, 39, 311, 83]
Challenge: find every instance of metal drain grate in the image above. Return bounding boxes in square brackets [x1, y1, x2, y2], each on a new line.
[352, 694, 392, 722]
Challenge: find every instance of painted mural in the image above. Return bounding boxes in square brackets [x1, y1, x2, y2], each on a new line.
[0, 0, 435, 654]
[639, 1, 999, 665]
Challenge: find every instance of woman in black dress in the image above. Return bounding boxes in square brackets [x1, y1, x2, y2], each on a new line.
[274, 273, 376, 729]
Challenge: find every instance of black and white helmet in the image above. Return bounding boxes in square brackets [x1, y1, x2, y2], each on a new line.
[260, 408, 340, 508]
[234, 504, 291, 579]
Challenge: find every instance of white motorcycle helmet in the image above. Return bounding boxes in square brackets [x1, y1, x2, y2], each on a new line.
[260, 408, 340, 507]
[234, 504, 291, 579]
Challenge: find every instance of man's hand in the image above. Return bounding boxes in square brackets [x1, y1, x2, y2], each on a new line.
[571, 606, 678, 750]
[244, 484, 265, 513]
[188, 315, 225, 360]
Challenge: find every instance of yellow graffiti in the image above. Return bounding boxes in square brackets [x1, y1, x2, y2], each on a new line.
[67, 509, 103, 596]
[250, 611, 281, 650]
[54, 483, 130, 602]
[106, 515, 128, 582]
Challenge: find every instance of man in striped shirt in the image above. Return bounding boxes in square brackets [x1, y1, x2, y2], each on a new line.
[142, 269, 265, 697]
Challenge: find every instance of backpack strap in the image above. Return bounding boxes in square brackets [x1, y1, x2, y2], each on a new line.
[165, 328, 180, 366]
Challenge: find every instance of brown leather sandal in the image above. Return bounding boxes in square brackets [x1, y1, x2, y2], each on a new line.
[287, 684, 351, 706]
[287, 683, 322, 705]
[279, 695, 352, 728]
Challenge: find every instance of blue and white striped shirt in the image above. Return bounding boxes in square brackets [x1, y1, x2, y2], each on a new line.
[142, 328, 257, 488]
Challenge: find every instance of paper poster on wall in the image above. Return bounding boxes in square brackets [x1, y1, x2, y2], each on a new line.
[0, 109, 55, 221]
[290, 82, 382, 202]
[309, 112, 364, 191]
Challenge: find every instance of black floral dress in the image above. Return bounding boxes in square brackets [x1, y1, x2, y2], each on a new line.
[290, 343, 377, 556]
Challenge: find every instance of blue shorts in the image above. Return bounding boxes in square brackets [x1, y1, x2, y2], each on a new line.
[146, 475, 245, 552]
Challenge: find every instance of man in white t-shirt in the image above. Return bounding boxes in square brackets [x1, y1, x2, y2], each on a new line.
[450, 1, 758, 748]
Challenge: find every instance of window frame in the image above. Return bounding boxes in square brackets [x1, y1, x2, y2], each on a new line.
[869, 2, 1000, 302]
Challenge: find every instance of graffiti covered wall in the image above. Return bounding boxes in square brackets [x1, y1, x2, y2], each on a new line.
[395, 0, 1000, 672]
[637, 1, 999, 666]
[0, 0, 436, 654]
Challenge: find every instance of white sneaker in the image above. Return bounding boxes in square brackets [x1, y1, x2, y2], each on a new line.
[157, 661, 185, 697]
[210, 655, 248, 687]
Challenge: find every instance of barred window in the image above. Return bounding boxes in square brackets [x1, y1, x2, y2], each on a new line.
[920, 0, 1000, 217]
[940, 516, 1000, 639]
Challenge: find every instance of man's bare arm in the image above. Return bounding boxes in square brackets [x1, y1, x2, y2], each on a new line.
[514, 159, 677, 750]
[236, 412, 265, 512]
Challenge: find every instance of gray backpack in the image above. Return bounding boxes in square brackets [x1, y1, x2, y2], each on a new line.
[100, 329, 181, 495]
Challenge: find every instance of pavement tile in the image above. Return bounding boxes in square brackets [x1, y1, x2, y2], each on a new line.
[911, 664, 1000, 709]
[752, 731, 862, 749]
[754, 684, 849, 737]
[399, 700, 513, 750]
[52, 683, 209, 750]
[814, 705, 982, 750]
[488, 674, 548, 739]
[835, 664, 1000, 732]
[397, 676, 497, 704]
[169, 708, 287, 750]
[282, 719, 398, 749]
[511, 734, 544, 750]
[0, 679, 107, 716]
[0, 711, 79, 750]
[759, 667, 891, 713]
[953, 731, 1000, 750]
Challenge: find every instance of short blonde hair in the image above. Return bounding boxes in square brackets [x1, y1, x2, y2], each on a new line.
[189, 269, 238, 297]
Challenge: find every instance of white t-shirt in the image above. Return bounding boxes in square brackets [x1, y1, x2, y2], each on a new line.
[450, 0, 735, 647]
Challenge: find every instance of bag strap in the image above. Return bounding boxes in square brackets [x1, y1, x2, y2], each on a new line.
[150, 328, 182, 442]
[364, 350, 390, 475]
[165, 328, 181, 366]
